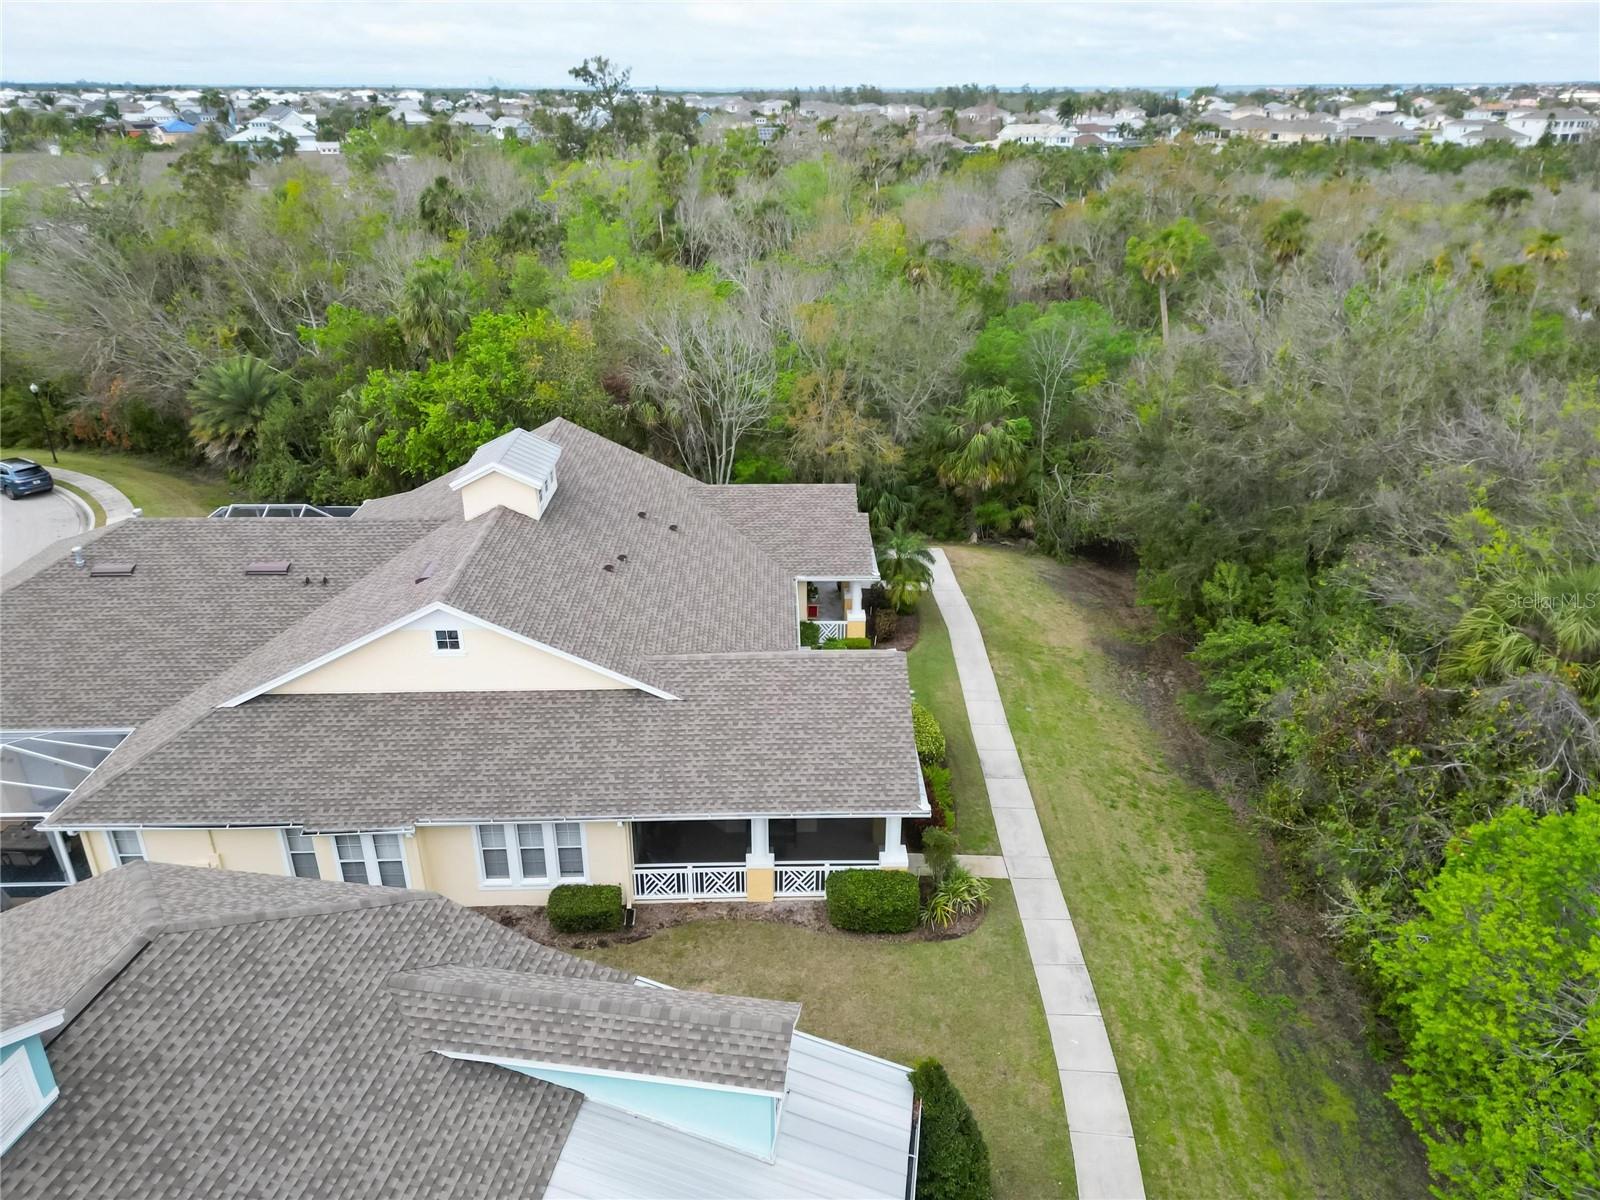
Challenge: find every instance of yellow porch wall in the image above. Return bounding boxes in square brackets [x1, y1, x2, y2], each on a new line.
[459, 472, 543, 521]
[271, 626, 628, 695]
[415, 822, 633, 907]
[846, 619, 868, 639]
[209, 828, 291, 875]
[83, 830, 110, 876]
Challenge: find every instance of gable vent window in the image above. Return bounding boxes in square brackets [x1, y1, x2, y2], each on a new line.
[334, 833, 408, 888]
[283, 830, 320, 879]
[108, 829, 145, 866]
[434, 629, 462, 653]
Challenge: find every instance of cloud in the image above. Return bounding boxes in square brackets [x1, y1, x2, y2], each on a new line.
[1, 1, 1595, 87]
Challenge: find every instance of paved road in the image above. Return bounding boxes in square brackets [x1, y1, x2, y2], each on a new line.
[928, 548, 1146, 1200]
[0, 486, 90, 575]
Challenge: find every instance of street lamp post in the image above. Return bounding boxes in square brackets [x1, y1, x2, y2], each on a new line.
[29, 383, 59, 464]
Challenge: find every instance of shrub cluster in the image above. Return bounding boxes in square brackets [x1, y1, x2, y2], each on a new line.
[910, 1059, 993, 1200]
[912, 701, 947, 764]
[825, 868, 919, 933]
[547, 883, 624, 933]
[822, 636, 874, 649]
[799, 620, 822, 648]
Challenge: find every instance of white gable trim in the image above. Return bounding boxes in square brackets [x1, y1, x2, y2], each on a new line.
[219, 602, 675, 707]
[448, 461, 547, 493]
[436, 1049, 785, 1098]
[0, 1010, 64, 1048]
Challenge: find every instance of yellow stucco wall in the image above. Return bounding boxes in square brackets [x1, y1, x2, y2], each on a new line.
[746, 866, 775, 902]
[846, 619, 868, 639]
[271, 625, 629, 695]
[209, 827, 292, 875]
[459, 472, 543, 521]
[415, 822, 633, 907]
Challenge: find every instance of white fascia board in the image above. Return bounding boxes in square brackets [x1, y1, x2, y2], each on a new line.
[414, 802, 926, 825]
[437, 1049, 784, 1099]
[220, 601, 675, 706]
[1, 1010, 64, 1047]
[447, 461, 546, 493]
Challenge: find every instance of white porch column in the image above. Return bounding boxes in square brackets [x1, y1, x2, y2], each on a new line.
[747, 817, 774, 869]
[845, 580, 866, 620]
[879, 815, 909, 870]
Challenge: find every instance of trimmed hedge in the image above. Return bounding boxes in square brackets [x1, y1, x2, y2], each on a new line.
[910, 1059, 993, 1200]
[548, 883, 624, 933]
[799, 620, 822, 648]
[822, 636, 874, 649]
[825, 868, 919, 933]
[913, 701, 947, 764]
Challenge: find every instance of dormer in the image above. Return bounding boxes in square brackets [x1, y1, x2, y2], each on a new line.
[450, 429, 562, 522]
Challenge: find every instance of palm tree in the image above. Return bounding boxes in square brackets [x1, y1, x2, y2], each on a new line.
[1263, 207, 1312, 268]
[877, 525, 935, 613]
[938, 387, 1033, 540]
[1125, 218, 1210, 344]
[940, 107, 958, 136]
[1521, 229, 1568, 314]
[187, 355, 288, 463]
[1444, 565, 1600, 709]
[1482, 185, 1532, 217]
[418, 174, 464, 238]
[398, 259, 472, 362]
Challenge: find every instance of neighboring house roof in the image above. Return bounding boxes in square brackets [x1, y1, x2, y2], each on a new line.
[8, 419, 913, 831]
[1, 864, 912, 1199]
[157, 119, 196, 133]
[46, 651, 920, 829]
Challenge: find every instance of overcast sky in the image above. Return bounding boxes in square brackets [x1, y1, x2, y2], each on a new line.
[2, 1, 1596, 89]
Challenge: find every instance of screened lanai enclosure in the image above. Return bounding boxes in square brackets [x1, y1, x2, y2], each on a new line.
[1, 729, 129, 908]
[629, 816, 897, 901]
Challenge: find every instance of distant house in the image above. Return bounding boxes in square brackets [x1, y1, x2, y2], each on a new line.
[449, 109, 495, 132]
[1336, 120, 1417, 144]
[491, 115, 532, 140]
[1505, 107, 1595, 144]
[1204, 115, 1336, 144]
[1435, 118, 1532, 147]
[149, 119, 198, 146]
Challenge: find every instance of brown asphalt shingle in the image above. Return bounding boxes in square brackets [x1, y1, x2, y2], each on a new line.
[1, 864, 634, 1199]
[390, 963, 799, 1092]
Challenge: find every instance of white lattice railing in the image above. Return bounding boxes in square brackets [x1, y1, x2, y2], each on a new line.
[774, 860, 877, 898]
[809, 620, 847, 644]
[633, 862, 748, 902]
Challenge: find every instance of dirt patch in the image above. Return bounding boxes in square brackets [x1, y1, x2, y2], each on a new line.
[482, 891, 987, 950]
[874, 606, 921, 651]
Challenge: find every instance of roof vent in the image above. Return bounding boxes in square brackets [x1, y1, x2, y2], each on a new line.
[245, 560, 291, 575]
[616, 553, 628, 562]
[71, 545, 85, 567]
[602, 563, 615, 573]
[89, 562, 136, 577]
[637, 511, 647, 519]
[668, 524, 679, 532]
[415, 560, 438, 584]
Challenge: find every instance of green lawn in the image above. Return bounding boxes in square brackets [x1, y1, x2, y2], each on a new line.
[905, 595, 998, 854]
[1, 446, 235, 517]
[54, 480, 107, 527]
[579, 884, 1076, 1200]
[944, 545, 1429, 1200]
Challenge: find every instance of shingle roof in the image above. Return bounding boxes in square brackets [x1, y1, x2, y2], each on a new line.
[46, 651, 924, 829]
[1, 865, 634, 1199]
[390, 963, 799, 1092]
[0, 518, 439, 727]
[7, 421, 894, 832]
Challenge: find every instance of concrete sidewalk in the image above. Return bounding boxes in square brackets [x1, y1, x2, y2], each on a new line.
[48, 467, 137, 524]
[928, 548, 1146, 1200]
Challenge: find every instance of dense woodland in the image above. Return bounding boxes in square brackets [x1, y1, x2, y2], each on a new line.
[2, 69, 1598, 1197]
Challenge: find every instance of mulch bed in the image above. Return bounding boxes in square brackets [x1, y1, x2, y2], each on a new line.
[482, 888, 986, 951]
[873, 606, 921, 652]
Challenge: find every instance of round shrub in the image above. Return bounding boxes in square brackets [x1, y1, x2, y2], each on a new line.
[910, 1059, 993, 1200]
[548, 883, 624, 933]
[825, 868, 919, 934]
[912, 701, 947, 764]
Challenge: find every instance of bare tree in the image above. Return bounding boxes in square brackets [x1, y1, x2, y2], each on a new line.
[625, 301, 776, 483]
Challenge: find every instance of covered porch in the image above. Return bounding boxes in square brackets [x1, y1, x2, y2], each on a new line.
[630, 815, 910, 902]
[797, 578, 870, 645]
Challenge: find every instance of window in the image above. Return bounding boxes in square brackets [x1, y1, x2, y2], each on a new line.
[334, 833, 408, 888]
[434, 629, 462, 653]
[283, 830, 320, 879]
[475, 822, 585, 886]
[108, 829, 145, 866]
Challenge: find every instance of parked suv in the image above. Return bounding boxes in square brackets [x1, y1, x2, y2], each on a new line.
[0, 458, 54, 499]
